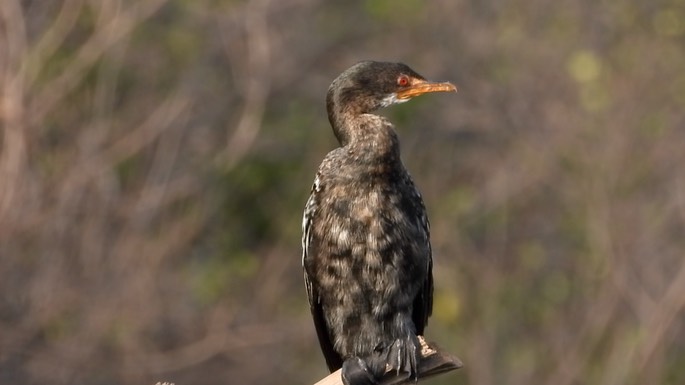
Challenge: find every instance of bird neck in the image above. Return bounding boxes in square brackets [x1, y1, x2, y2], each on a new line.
[329, 112, 402, 166]
[326, 82, 384, 147]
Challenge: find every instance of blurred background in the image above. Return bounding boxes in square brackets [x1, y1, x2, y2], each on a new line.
[1, 1, 685, 384]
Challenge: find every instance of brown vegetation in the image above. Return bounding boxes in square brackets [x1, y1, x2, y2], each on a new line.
[1, 1, 685, 385]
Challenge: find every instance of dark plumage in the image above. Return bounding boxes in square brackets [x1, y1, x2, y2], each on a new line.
[302, 61, 456, 385]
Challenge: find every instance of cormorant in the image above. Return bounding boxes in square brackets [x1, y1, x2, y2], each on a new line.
[302, 61, 456, 385]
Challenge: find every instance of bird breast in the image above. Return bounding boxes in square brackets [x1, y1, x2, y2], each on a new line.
[314, 172, 428, 310]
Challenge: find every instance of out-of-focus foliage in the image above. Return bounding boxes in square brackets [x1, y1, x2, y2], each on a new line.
[1, 0, 685, 384]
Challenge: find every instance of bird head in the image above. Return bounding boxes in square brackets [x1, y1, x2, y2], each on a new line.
[327, 61, 457, 116]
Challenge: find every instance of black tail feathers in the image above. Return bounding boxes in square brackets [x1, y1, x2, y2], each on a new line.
[341, 334, 421, 385]
[341, 357, 380, 385]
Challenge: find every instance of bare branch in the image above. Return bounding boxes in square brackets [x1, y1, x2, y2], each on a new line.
[221, 0, 271, 168]
[0, 0, 28, 223]
[28, 0, 169, 124]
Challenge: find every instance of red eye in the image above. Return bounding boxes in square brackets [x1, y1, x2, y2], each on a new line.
[397, 76, 410, 86]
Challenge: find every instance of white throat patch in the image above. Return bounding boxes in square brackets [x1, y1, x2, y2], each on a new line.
[379, 93, 411, 108]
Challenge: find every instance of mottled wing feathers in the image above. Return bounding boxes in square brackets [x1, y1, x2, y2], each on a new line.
[302, 178, 344, 371]
[304, 271, 344, 371]
[412, 254, 433, 335]
[407, 178, 434, 335]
